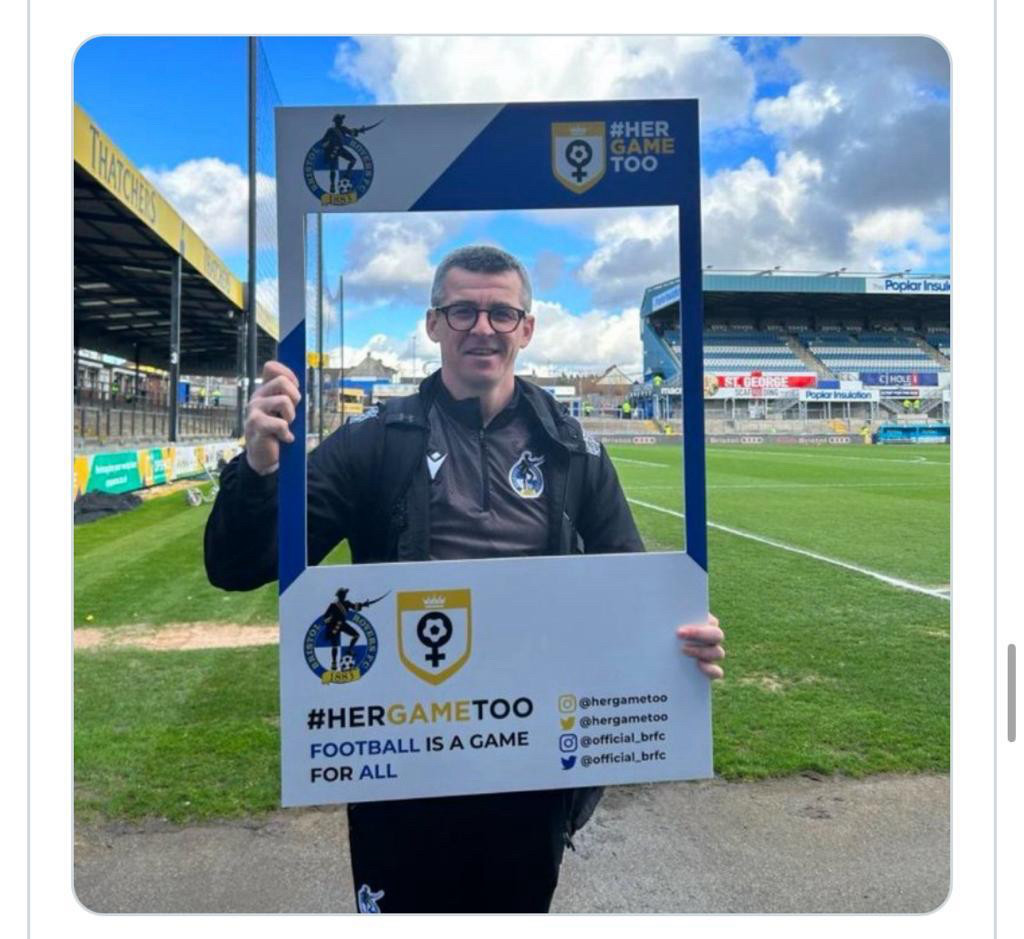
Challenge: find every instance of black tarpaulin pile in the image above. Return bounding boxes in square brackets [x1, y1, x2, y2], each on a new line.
[74, 490, 143, 525]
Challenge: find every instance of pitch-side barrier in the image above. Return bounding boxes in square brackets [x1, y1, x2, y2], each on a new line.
[73, 439, 243, 498]
[595, 433, 871, 446]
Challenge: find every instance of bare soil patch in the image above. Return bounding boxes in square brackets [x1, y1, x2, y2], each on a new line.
[736, 672, 834, 694]
[74, 623, 278, 652]
[138, 479, 208, 501]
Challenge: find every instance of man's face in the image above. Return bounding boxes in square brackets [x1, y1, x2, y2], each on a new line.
[426, 267, 535, 394]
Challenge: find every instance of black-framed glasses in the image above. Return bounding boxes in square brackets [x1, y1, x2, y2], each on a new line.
[433, 302, 527, 333]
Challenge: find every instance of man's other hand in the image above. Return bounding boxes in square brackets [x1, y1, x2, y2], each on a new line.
[677, 613, 725, 680]
[244, 361, 301, 475]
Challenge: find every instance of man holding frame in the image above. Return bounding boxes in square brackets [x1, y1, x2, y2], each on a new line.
[205, 243, 725, 913]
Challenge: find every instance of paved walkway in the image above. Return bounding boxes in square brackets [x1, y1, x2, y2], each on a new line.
[74, 773, 948, 915]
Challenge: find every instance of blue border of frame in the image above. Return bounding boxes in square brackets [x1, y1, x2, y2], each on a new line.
[276, 99, 706, 592]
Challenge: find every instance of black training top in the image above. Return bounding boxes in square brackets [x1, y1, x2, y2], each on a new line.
[204, 372, 644, 591]
[427, 383, 552, 561]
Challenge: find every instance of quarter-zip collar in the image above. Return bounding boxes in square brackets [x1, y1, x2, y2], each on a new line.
[399, 371, 587, 454]
[434, 380, 523, 431]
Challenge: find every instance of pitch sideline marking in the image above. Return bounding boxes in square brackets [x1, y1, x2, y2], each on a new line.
[706, 447, 949, 467]
[627, 498, 950, 602]
[630, 481, 948, 491]
[609, 456, 670, 468]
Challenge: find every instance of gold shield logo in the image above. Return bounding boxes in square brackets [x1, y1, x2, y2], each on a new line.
[397, 590, 472, 685]
[552, 122, 606, 194]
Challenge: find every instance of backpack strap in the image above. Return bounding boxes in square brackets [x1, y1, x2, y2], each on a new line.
[564, 448, 587, 528]
[559, 411, 598, 551]
[371, 396, 430, 559]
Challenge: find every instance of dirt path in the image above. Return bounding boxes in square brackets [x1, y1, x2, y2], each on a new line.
[74, 623, 278, 651]
[138, 479, 208, 501]
[72, 628, 949, 913]
[74, 773, 949, 914]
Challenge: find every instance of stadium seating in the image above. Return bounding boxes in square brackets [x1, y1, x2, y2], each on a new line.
[700, 330, 807, 372]
[801, 330, 943, 373]
[926, 331, 951, 358]
[651, 321, 950, 379]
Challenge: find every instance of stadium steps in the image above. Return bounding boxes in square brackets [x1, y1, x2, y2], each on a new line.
[581, 418, 645, 434]
[662, 333, 682, 372]
[912, 335, 950, 366]
[784, 335, 834, 377]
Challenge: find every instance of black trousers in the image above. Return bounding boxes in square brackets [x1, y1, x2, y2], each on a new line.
[347, 789, 570, 913]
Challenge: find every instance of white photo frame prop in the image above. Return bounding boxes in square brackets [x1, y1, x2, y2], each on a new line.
[274, 101, 710, 806]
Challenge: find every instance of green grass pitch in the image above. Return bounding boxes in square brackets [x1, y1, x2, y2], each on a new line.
[74, 443, 950, 822]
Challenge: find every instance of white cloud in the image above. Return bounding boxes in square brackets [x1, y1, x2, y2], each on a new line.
[697, 151, 949, 272]
[704, 37, 948, 272]
[701, 151, 845, 270]
[328, 36, 948, 287]
[518, 301, 642, 376]
[322, 301, 643, 378]
[754, 81, 843, 134]
[705, 151, 823, 228]
[576, 208, 679, 307]
[332, 36, 755, 129]
[850, 208, 945, 250]
[338, 213, 497, 308]
[345, 218, 439, 294]
[250, 36, 951, 379]
[849, 208, 947, 271]
[767, 38, 949, 215]
[142, 158, 276, 255]
[329, 319, 437, 377]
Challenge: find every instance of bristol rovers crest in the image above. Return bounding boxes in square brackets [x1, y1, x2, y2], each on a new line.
[303, 113, 381, 206]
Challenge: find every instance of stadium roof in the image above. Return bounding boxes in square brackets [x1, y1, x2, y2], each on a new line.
[641, 271, 951, 324]
[73, 104, 278, 377]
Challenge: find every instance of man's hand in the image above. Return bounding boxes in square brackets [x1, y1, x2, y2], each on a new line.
[677, 613, 726, 680]
[244, 361, 301, 475]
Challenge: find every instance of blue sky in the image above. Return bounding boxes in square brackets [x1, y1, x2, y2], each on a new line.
[74, 36, 951, 376]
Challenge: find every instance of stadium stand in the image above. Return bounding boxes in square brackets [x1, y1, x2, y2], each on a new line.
[702, 330, 808, 372]
[74, 104, 277, 449]
[926, 329, 951, 358]
[802, 330, 943, 374]
[637, 271, 951, 434]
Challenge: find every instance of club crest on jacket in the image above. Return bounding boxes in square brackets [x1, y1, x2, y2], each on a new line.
[508, 450, 545, 499]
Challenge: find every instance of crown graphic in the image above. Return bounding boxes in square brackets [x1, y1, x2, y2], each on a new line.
[421, 595, 447, 608]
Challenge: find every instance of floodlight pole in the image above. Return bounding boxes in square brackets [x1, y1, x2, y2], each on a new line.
[133, 343, 140, 410]
[234, 309, 246, 437]
[246, 36, 258, 403]
[316, 212, 324, 443]
[168, 255, 182, 443]
[339, 275, 344, 422]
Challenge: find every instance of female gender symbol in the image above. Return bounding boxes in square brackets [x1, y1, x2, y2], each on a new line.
[416, 612, 453, 667]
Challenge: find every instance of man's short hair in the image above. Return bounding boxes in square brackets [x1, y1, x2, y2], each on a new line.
[430, 245, 533, 311]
